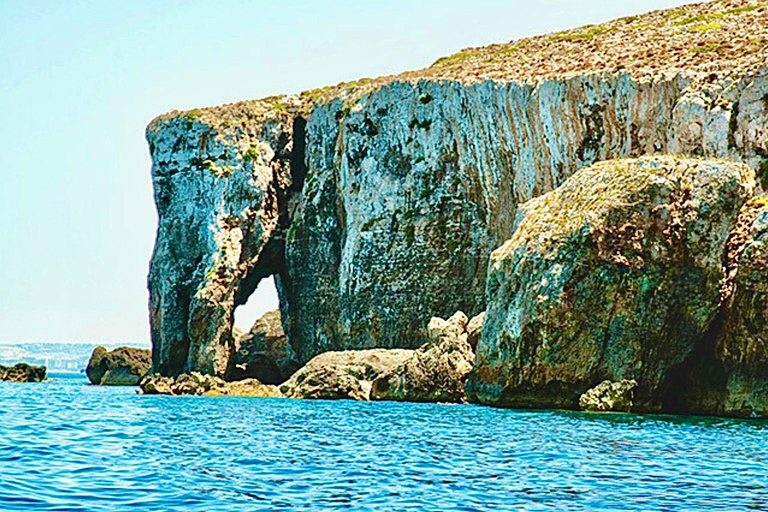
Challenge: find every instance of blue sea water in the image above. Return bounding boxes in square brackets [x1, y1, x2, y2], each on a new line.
[1, 374, 768, 511]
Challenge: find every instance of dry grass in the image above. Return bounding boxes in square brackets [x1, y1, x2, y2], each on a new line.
[152, 0, 768, 126]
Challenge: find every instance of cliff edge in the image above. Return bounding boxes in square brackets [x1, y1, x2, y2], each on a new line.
[146, 0, 768, 418]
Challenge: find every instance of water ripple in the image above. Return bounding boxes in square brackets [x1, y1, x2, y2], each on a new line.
[1, 374, 768, 511]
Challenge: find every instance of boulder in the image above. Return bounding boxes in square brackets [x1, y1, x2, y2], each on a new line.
[0, 363, 46, 383]
[466, 312, 485, 351]
[280, 349, 413, 400]
[139, 372, 281, 397]
[231, 310, 299, 384]
[371, 311, 476, 403]
[579, 380, 637, 412]
[86, 346, 152, 386]
[467, 156, 757, 412]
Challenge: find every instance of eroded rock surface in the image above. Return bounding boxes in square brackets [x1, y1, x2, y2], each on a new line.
[280, 349, 413, 400]
[231, 309, 298, 384]
[467, 156, 756, 412]
[147, 1, 768, 400]
[147, 102, 301, 377]
[371, 311, 478, 403]
[666, 196, 768, 416]
[86, 346, 152, 386]
[0, 363, 46, 383]
[140, 372, 282, 397]
[579, 380, 637, 413]
[716, 197, 768, 416]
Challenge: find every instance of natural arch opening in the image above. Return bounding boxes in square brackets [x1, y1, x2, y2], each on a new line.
[233, 275, 280, 332]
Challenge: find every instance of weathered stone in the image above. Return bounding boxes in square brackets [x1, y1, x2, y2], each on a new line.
[466, 312, 485, 351]
[280, 349, 413, 401]
[146, 0, 768, 389]
[665, 196, 768, 417]
[147, 102, 301, 378]
[139, 372, 281, 397]
[0, 363, 46, 383]
[205, 378, 283, 398]
[715, 197, 768, 416]
[579, 380, 637, 413]
[139, 374, 175, 395]
[86, 346, 152, 386]
[371, 311, 475, 403]
[231, 309, 298, 384]
[467, 156, 756, 412]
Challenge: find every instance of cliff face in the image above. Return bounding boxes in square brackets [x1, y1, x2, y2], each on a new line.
[147, 0, 768, 379]
[281, 73, 767, 364]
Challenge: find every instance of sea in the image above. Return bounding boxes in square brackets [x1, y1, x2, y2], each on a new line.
[1, 373, 767, 511]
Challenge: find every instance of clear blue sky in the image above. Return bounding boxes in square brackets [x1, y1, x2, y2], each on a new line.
[0, 0, 685, 344]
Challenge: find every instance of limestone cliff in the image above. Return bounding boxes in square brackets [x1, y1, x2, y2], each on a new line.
[147, 0, 768, 380]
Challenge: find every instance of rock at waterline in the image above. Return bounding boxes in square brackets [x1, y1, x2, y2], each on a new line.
[0, 363, 46, 383]
[666, 196, 768, 417]
[139, 372, 282, 397]
[86, 346, 151, 386]
[712, 197, 768, 417]
[371, 311, 480, 403]
[579, 380, 637, 413]
[280, 349, 414, 401]
[467, 156, 757, 412]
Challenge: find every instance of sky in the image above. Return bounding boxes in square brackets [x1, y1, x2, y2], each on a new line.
[0, 0, 687, 344]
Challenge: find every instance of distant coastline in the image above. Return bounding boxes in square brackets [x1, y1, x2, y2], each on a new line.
[0, 342, 149, 374]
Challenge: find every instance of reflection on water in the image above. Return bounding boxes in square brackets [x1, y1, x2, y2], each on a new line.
[1, 373, 767, 511]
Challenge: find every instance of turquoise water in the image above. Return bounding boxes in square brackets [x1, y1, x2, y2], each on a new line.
[1, 374, 768, 511]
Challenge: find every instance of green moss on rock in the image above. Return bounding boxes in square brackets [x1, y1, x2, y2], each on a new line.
[467, 156, 756, 412]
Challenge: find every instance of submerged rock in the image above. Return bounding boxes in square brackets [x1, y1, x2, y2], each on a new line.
[86, 346, 152, 386]
[579, 380, 637, 413]
[371, 311, 477, 403]
[280, 349, 413, 401]
[139, 372, 281, 397]
[468, 156, 756, 412]
[0, 363, 46, 383]
[231, 310, 299, 384]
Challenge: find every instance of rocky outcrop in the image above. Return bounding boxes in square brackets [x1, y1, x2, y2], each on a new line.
[231, 310, 298, 384]
[140, 372, 282, 397]
[86, 346, 152, 386]
[371, 311, 478, 403]
[665, 196, 768, 416]
[146, 0, 768, 413]
[579, 380, 637, 413]
[280, 349, 413, 400]
[147, 102, 303, 377]
[0, 363, 46, 383]
[715, 197, 768, 416]
[467, 156, 756, 412]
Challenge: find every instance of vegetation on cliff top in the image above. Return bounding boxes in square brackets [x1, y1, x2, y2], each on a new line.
[150, 0, 767, 130]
